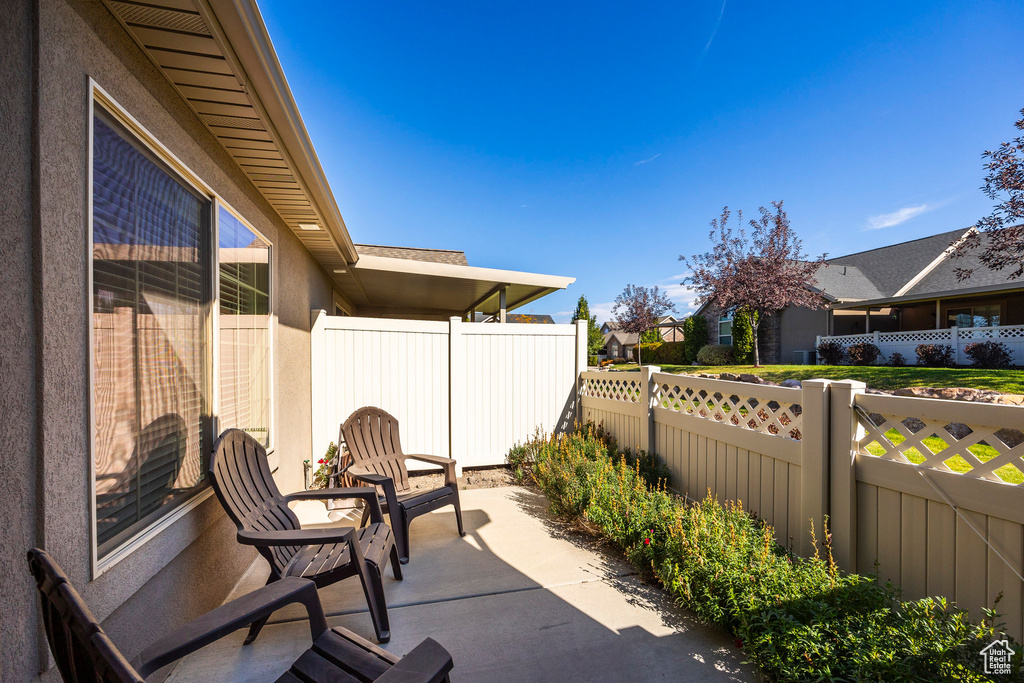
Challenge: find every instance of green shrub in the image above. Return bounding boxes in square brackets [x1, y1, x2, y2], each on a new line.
[514, 427, 1022, 682]
[916, 343, 955, 368]
[731, 310, 758, 363]
[696, 343, 735, 365]
[887, 351, 907, 367]
[816, 339, 846, 365]
[964, 341, 1013, 369]
[683, 315, 708, 363]
[588, 354, 600, 367]
[847, 341, 881, 365]
[633, 341, 687, 365]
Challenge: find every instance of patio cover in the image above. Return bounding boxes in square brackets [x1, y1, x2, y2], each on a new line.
[333, 255, 575, 318]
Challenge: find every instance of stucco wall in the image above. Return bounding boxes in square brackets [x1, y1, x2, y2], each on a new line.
[778, 307, 827, 364]
[2, 0, 338, 679]
[0, 0, 42, 678]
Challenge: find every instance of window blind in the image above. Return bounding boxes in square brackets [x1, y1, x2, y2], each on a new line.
[218, 207, 271, 447]
[92, 108, 212, 558]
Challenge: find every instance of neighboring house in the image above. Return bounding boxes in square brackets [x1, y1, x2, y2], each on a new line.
[600, 322, 639, 360]
[1, 1, 572, 678]
[695, 228, 1024, 364]
[655, 315, 685, 342]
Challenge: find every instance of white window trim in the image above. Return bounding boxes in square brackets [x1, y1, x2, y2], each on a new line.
[88, 80, 275, 577]
[718, 312, 734, 346]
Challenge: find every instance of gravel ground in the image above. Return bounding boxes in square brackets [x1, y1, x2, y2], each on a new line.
[408, 466, 514, 491]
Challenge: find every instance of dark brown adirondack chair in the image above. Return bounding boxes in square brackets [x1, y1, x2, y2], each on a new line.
[210, 429, 401, 644]
[339, 407, 465, 565]
[26, 548, 454, 682]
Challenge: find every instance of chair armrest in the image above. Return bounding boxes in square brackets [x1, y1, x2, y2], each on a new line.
[237, 526, 357, 547]
[405, 454, 455, 467]
[406, 454, 457, 487]
[134, 578, 328, 677]
[375, 638, 454, 683]
[347, 468, 400, 526]
[285, 487, 384, 524]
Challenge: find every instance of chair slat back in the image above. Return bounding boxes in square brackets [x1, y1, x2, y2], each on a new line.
[210, 429, 301, 575]
[340, 407, 411, 493]
[27, 549, 144, 683]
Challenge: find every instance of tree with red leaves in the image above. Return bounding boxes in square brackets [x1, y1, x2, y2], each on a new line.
[611, 284, 676, 366]
[953, 107, 1024, 281]
[680, 201, 827, 367]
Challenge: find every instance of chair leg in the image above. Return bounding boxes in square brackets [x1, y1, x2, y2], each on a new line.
[391, 507, 410, 565]
[389, 543, 403, 581]
[451, 488, 466, 537]
[356, 558, 391, 644]
[358, 503, 370, 528]
[243, 575, 277, 645]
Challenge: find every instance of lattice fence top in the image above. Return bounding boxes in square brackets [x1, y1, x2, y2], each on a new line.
[654, 380, 803, 441]
[962, 325, 1024, 341]
[877, 330, 952, 344]
[582, 375, 642, 403]
[855, 408, 1024, 485]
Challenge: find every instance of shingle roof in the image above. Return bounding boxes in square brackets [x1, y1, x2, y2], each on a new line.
[905, 232, 1018, 294]
[825, 228, 968, 298]
[809, 263, 885, 301]
[355, 244, 469, 266]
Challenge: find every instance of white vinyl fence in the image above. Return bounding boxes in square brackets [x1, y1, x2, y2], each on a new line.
[581, 368, 1024, 640]
[816, 324, 1024, 365]
[310, 312, 587, 472]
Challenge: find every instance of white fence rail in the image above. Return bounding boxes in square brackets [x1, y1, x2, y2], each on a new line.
[310, 312, 587, 472]
[817, 324, 1024, 365]
[581, 369, 1024, 639]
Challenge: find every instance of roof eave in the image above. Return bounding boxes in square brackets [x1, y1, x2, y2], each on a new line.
[202, 0, 358, 263]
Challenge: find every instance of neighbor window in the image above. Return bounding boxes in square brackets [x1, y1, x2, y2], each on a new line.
[947, 304, 1000, 329]
[218, 207, 272, 447]
[91, 105, 212, 560]
[718, 313, 733, 346]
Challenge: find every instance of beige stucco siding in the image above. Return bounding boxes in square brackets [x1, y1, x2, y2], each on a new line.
[0, 0, 337, 679]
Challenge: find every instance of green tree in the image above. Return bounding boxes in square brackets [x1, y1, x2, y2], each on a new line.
[640, 328, 661, 344]
[682, 315, 708, 362]
[572, 295, 605, 356]
[731, 309, 758, 364]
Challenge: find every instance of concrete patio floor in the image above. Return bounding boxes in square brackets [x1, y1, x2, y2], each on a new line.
[167, 486, 757, 682]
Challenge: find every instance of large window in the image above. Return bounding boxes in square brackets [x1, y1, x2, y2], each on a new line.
[90, 91, 276, 568]
[91, 106, 212, 560]
[947, 304, 1000, 329]
[218, 207, 272, 447]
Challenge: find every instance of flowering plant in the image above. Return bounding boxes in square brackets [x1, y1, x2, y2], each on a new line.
[310, 442, 338, 489]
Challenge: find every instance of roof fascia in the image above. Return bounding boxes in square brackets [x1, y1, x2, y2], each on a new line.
[352, 254, 575, 289]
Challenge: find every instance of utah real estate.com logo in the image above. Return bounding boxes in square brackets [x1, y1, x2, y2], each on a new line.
[982, 639, 1015, 676]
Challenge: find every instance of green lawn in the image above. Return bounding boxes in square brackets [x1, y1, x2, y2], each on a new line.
[614, 363, 1024, 394]
[864, 429, 1023, 484]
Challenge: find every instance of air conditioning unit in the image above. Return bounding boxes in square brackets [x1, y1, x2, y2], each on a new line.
[792, 350, 814, 365]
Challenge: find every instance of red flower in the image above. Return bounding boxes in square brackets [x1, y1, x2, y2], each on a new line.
[734, 638, 744, 649]
[318, 459, 326, 465]
[643, 538, 651, 546]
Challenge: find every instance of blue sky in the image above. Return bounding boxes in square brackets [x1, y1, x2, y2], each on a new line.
[260, 1, 1023, 323]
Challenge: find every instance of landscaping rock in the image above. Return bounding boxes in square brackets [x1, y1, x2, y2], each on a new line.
[780, 379, 802, 389]
[719, 372, 741, 381]
[739, 374, 766, 384]
[892, 386, 1024, 405]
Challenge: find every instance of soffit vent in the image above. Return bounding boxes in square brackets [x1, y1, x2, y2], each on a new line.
[108, 2, 211, 35]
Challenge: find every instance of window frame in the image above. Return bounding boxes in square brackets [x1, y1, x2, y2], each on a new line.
[214, 200, 275, 454]
[718, 312, 734, 346]
[88, 81, 274, 577]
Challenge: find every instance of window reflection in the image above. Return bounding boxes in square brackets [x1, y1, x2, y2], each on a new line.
[218, 208, 272, 447]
